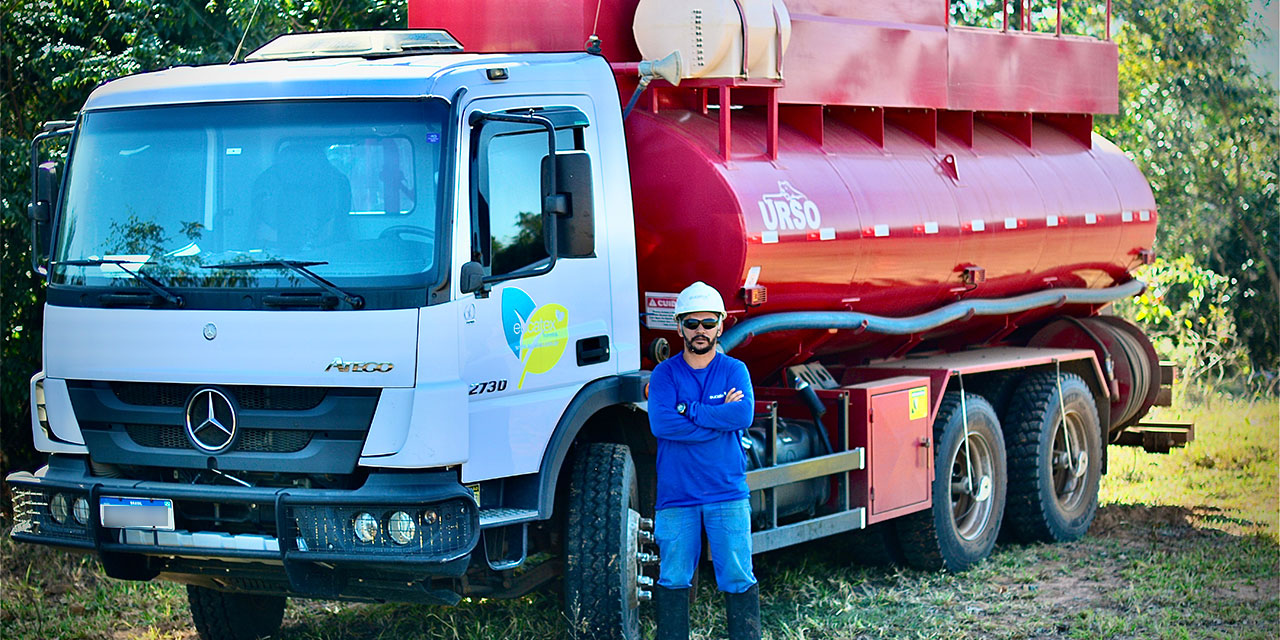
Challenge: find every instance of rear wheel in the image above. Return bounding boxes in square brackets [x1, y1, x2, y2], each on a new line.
[1002, 372, 1102, 543]
[896, 392, 1007, 572]
[564, 443, 642, 640]
[187, 585, 285, 640]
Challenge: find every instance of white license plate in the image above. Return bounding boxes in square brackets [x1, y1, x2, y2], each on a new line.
[100, 496, 175, 530]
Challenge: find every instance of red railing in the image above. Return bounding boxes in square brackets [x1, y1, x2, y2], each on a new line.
[947, 0, 1112, 40]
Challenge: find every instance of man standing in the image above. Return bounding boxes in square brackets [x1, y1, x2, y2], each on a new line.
[648, 281, 760, 640]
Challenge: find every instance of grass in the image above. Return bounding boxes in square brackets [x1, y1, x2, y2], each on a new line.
[1, 397, 1276, 639]
[1099, 398, 1278, 539]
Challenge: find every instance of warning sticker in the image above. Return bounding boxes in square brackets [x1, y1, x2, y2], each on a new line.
[644, 292, 680, 330]
[909, 387, 929, 420]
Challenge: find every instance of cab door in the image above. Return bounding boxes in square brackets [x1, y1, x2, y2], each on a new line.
[456, 96, 613, 483]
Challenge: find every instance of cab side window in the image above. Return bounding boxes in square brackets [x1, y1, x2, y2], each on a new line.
[470, 110, 586, 278]
[480, 130, 550, 275]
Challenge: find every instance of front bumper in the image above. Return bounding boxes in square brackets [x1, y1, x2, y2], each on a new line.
[8, 456, 479, 603]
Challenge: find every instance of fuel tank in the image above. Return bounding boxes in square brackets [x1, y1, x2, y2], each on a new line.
[629, 107, 1156, 371]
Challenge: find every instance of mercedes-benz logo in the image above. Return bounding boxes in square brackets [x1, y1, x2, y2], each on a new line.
[202, 323, 217, 340]
[184, 388, 237, 452]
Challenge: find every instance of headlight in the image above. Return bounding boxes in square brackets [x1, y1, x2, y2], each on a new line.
[49, 493, 69, 525]
[72, 497, 90, 525]
[352, 512, 378, 544]
[387, 511, 416, 545]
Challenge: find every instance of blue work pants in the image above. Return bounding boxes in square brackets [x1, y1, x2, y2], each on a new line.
[654, 498, 757, 594]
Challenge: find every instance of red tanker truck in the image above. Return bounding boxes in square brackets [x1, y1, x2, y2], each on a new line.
[11, 1, 1185, 639]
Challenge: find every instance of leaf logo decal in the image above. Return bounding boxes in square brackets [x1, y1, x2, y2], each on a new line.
[518, 303, 569, 388]
[502, 287, 537, 360]
[501, 288, 569, 388]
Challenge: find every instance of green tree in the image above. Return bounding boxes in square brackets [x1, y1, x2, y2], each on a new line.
[1098, 0, 1279, 376]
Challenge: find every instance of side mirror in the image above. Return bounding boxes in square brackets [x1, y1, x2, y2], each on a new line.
[29, 161, 59, 272]
[29, 161, 57, 221]
[460, 260, 486, 295]
[541, 151, 595, 258]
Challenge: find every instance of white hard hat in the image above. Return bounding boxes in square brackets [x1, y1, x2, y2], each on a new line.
[675, 281, 726, 319]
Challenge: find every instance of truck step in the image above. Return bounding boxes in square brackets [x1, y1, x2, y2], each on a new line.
[479, 508, 538, 528]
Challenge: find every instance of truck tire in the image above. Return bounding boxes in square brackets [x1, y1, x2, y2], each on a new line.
[564, 442, 641, 640]
[843, 522, 906, 566]
[896, 392, 1007, 572]
[971, 372, 1021, 418]
[1002, 372, 1102, 543]
[187, 585, 285, 640]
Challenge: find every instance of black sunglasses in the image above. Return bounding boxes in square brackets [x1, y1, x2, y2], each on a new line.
[681, 318, 720, 330]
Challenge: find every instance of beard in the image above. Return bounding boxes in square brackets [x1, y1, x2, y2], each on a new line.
[685, 334, 717, 355]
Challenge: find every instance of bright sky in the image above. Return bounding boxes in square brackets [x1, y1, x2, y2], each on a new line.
[1251, 0, 1279, 88]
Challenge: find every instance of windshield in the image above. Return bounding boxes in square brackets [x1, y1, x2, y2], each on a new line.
[51, 99, 447, 290]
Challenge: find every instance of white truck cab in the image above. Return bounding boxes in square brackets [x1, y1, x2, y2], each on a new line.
[13, 32, 654, 640]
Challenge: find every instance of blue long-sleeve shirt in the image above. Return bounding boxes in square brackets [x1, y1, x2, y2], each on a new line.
[648, 352, 755, 509]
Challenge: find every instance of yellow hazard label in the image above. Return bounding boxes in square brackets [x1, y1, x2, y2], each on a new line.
[909, 387, 929, 420]
[467, 483, 481, 505]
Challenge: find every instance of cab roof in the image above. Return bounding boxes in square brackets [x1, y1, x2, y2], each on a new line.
[81, 51, 604, 112]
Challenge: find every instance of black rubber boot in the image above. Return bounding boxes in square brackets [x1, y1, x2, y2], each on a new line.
[725, 583, 761, 640]
[654, 585, 690, 640]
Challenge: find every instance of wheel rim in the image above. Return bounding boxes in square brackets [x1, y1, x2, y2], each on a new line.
[1051, 409, 1090, 512]
[949, 429, 996, 541]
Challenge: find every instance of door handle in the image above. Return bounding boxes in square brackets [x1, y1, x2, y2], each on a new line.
[576, 335, 610, 366]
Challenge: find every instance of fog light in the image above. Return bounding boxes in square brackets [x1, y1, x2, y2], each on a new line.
[422, 507, 439, 525]
[352, 512, 378, 543]
[50, 493, 69, 525]
[387, 511, 415, 545]
[72, 497, 90, 525]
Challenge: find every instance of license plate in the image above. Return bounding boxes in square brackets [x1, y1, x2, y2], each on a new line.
[100, 497, 175, 530]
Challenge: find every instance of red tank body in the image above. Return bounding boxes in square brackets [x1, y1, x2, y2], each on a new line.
[626, 106, 1155, 372]
[411, 0, 1156, 377]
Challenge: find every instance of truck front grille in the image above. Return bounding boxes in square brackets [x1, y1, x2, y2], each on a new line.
[125, 424, 313, 453]
[110, 382, 327, 410]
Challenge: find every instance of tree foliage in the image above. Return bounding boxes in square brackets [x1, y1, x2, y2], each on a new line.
[1098, 0, 1278, 375]
[1113, 256, 1256, 391]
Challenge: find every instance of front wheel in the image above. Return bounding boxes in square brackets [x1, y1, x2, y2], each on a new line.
[1002, 372, 1102, 543]
[187, 585, 285, 640]
[564, 443, 642, 640]
[896, 392, 1007, 572]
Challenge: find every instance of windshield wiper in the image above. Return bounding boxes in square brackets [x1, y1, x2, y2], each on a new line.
[202, 260, 364, 309]
[56, 259, 184, 307]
